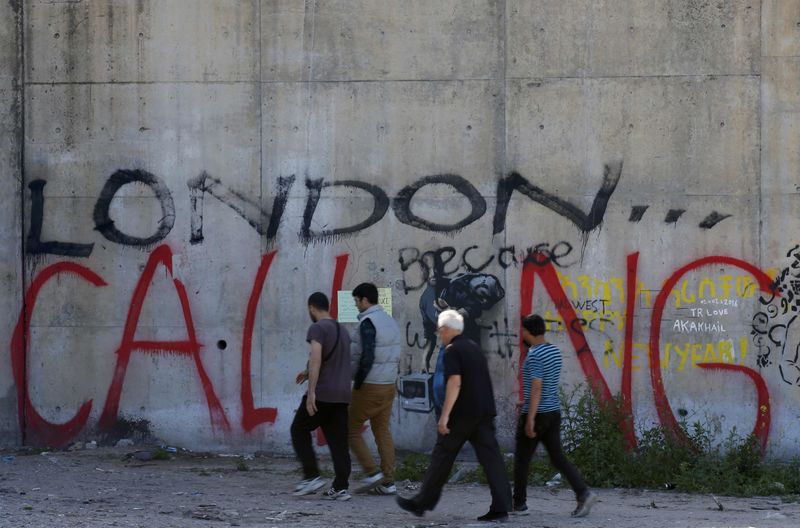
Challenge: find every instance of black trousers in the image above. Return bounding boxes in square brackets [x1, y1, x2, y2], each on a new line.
[513, 411, 588, 505]
[290, 395, 351, 490]
[412, 415, 512, 513]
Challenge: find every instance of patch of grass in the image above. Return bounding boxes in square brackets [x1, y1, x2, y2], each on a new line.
[554, 385, 800, 496]
[15, 447, 48, 456]
[394, 387, 800, 497]
[236, 458, 249, 472]
[152, 448, 171, 461]
[442, 386, 800, 496]
[395, 452, 430, 481]
[460, 455, 552, 486]
[395, 452, 467, 483]
[460, 459, 508, 485]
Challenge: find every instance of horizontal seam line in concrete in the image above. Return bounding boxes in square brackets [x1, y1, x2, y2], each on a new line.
[25, 79, 496, 85]
[507, 73, 761, 81]
[25, 73, 762, 86]
[681, 192, 757, 196]
[26, 325, 228, 329]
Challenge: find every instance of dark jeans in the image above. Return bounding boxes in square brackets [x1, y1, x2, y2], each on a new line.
[290, 395, 351, 490]
[412, 415, 512, 513]
[513, 411, 588, 506]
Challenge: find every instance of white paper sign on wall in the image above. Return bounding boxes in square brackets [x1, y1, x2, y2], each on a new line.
[337, 288, 393, 322]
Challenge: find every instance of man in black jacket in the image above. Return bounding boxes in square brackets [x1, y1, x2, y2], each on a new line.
[396, 309, 512, 522]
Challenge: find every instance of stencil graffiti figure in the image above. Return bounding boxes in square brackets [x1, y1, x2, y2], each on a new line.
[419, 273, 505, 371]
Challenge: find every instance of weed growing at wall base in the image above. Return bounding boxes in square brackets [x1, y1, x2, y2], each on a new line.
[397, 387, 800, 497]
[558, 386, 800, 496]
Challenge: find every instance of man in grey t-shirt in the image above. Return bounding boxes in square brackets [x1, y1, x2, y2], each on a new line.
[291, 292, 352, 500]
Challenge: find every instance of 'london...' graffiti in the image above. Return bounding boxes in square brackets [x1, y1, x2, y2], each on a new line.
[28, 163, 622, 255]
[26, 160, 735, 258]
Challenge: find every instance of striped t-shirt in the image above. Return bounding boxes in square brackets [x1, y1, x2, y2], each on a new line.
[521, 343, 562, 414]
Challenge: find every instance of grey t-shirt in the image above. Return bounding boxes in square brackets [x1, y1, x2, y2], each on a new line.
[306, 318, 352, 404]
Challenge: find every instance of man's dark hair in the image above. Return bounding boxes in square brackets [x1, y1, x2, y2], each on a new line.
[352, 282, 379, 305]
[308, 292, 329, 311]
[522, 314, 546, 336]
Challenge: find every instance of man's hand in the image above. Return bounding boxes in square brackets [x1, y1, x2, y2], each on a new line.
[438, 414, 451, 435]
[306, 392, 317, 416]
[525, 417, 536, 439]
[295, 370, 308, 384]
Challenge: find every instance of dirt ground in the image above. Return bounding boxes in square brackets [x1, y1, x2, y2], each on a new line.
[0, 447, 798, 528]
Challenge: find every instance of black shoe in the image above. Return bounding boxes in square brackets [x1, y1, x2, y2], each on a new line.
[512, 503, 529, 515]
[396, 496, 425, 517]
[477, 510, 508, 522]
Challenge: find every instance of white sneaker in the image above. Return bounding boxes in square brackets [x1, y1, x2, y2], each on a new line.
[354, 471, 384, 494]
[374, 482, 397, 495]
[321, 487, 352, 501]
[293, 476, 325, 496]
[571, 491, 598, 518]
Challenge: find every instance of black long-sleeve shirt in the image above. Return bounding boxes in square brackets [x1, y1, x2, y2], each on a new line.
[353, 318, 376, 389]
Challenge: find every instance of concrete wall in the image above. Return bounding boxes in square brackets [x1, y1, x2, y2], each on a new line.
[0, 0, 23, 447]
[2, 0, 799, 456]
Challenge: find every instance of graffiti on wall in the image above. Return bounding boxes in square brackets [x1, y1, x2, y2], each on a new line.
[12, 246, 233, 446]
[400, 243, 576, 366]
[752, 245, 800, 385]
[512, 251, 775, 452]
[25, 159, 733, 259]
[11, 244, 357, 445]
[13, 161, 781, 455]
[14, 244, 776, 449]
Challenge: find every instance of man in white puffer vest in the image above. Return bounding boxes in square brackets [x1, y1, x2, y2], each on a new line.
[349, 282, 402, 495]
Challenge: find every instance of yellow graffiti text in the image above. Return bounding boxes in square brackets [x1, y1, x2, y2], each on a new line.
[554, 272, 768, 310]
[602, 337, 750, 372]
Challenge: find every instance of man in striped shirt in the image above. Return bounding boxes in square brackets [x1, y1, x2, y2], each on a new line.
[514, 314, 597, 517]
